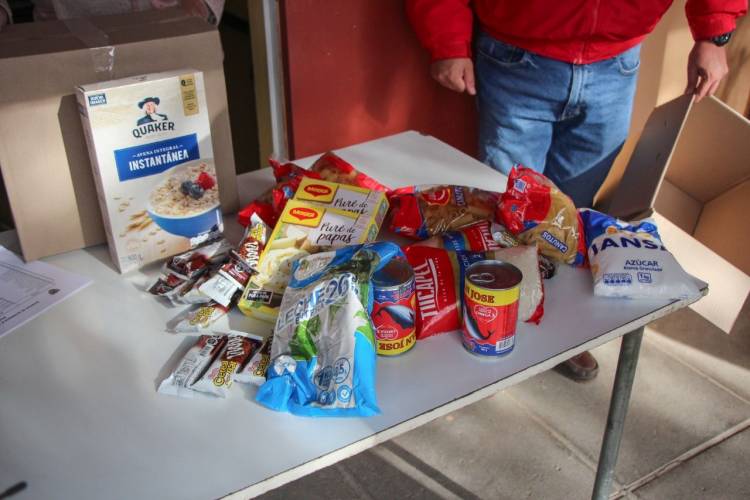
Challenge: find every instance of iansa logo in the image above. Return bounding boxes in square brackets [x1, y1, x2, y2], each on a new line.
[304, 184, 332, 197]
[289, 207, 319, 221]
[132, 97, 175, 138]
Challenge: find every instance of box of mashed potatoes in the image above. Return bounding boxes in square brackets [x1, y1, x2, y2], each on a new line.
[77, 70, 224, 273]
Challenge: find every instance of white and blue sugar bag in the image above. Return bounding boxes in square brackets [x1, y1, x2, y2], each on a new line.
[580, 209, 700, 300]
[256, 242, 404, 417]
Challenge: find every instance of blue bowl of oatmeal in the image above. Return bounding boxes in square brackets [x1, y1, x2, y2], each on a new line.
[147, 161, 222, 238]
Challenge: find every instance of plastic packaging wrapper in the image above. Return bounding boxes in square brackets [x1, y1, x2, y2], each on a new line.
[388, 185, 501, 240]
[309, 152, 389, 192]
[200, 214, 270, 307]
[256, 242, 403, 417]
[170, 301, 231, 334]
[404, 245, 544, 339]
[497, 166, 586, 266]
[157, 335, 226, 398]
[191, 334, 261, 397]
[581, 209, 700, 300]
[148, 239, 233, 305]
[234, 335, 273, 385]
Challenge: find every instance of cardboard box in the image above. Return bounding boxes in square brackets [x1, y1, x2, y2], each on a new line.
[609, 95, 750, 333]
[78, 70, 224, 273]
[0, 8, 238, 262]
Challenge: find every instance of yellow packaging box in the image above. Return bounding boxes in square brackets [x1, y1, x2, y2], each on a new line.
[294, 177, 389, 228]
[237, 199, 381, 321]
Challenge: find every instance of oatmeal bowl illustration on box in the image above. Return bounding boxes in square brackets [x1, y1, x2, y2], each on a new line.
[147, 160, 222, 238]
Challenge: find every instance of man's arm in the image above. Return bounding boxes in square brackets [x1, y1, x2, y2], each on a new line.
[406, 0, 476, 95]
[0, 0, 12, 31]
[684, 0, 748, 101]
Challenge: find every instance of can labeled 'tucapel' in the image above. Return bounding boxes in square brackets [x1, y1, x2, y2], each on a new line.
[371, 258, 416, 356]
[462, 260, 522, 356]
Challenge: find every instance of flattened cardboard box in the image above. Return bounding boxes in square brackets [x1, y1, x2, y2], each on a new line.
[0, 8, 238, 262]
[610, 95, 750, 333]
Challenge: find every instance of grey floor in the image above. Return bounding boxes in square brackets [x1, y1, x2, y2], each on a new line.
[259, 299, 750, 499]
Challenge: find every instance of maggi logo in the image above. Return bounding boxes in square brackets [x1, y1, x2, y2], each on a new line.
[304, 184, 332, 197]
[289, 207, 319, 221]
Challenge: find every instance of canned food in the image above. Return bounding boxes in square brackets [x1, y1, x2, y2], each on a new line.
[371, 258, 416, 356]
[462, 260, 522, 356]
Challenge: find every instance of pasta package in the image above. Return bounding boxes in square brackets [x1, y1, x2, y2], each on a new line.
[497, 166, 586, 266]
[388, 185, 501, 240]
[77, 70, 224, 273]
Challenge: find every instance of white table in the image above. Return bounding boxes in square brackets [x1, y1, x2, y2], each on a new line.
[0, 132, 705, 500]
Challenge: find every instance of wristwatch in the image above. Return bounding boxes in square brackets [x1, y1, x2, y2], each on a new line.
[710, 31, 733, 47]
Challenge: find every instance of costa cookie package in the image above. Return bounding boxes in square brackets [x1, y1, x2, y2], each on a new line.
[77, 70, 224, 273]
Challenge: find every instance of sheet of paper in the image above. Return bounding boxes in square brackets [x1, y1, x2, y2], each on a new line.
[0, 246, 92, 339]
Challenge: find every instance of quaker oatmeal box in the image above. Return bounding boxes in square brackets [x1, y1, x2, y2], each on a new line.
[77, 70, 223, 273]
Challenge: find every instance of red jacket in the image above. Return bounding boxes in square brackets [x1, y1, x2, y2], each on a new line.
[406, 0, 747, 64]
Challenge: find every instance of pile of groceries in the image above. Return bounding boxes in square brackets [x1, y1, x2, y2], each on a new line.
[152, 153, 699, 417]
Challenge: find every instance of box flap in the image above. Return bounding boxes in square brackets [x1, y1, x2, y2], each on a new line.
[653, 179, 702, 234]
[654, 212, 750, 333]
[0, 8, 209, 59]
[609, 95, 693, 220]
[665, 96, 750, 203]
[692, 179, 750, 274]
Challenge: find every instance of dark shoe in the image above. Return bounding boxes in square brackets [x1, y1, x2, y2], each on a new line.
[555, 351, 599, 382]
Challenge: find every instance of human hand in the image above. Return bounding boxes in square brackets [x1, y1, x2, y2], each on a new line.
[685, 41, 729, 102]
[430, 58, 476, 95]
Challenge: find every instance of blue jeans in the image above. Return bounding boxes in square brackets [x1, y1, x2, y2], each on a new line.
[476, 32, 640, 208]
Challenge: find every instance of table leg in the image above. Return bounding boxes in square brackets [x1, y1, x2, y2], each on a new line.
[591, 327, 644, 500]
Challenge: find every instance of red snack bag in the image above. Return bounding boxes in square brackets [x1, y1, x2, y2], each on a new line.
[310, 152, 389, 191]
[388, 185, 501, 240]
[405, 245, 545, 338]
[405, 246, 487, 339]
[237, 200, 276, 228]
[411, 220, 501, 251]
[497, 166, 586, 266]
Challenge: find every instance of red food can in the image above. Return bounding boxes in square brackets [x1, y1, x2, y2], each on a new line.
[371, 259, 416, 356]
[462, 260, 522, 357]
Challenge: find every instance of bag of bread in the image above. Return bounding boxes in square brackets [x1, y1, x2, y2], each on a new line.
[388, 185, 501, 240]
[497, 166, 586, 266]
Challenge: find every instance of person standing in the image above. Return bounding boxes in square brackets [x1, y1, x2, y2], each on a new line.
[407, 0, 746, 380]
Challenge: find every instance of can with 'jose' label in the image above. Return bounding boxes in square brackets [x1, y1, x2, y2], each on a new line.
[371, 258, 416, 356]
[462, 260, 522, 357]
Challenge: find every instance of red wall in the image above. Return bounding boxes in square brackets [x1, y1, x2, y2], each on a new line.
[281, 0, 477, 159]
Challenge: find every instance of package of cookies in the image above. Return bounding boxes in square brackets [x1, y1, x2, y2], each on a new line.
[387, 185, 501, 240]
[77, 70, 223, 273]
[237, 200, 381, 322]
